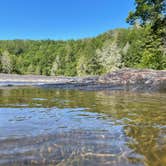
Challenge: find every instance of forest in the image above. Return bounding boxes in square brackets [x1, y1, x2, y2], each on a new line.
[0, 0, 165, 76]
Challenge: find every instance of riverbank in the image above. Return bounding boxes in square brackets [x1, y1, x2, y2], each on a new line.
[0, 68, 166, 92]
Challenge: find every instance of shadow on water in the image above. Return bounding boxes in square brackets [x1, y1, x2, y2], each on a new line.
[0, 87, 166, 165]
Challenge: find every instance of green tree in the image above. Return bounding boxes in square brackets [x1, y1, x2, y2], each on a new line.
[96, 41, 122, 73]
[126, 0, 166, 26]
[0, 50, 13, 73]
[126, 0, 166, 69]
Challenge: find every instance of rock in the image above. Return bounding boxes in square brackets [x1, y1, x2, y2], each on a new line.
[0, 68, 166, 92]
[99, 68, 166, 92]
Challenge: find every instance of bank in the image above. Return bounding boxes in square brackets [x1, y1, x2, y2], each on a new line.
[0, 68, 166, 92]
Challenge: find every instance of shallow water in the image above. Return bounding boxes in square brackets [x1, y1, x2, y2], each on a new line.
[0, 87, 165, 166]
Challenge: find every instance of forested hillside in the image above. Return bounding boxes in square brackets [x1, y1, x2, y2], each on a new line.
[0, 0, 165, 76]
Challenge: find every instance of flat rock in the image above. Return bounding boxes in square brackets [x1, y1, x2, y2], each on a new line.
[0, 68, 166, 92]
[98, 68, 166, 92]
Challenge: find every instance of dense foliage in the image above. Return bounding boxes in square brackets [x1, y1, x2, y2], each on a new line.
[0, 0, 165, 76]
[126, 0, 166, 69]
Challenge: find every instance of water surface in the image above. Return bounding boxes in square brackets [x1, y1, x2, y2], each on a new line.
[0, 87, 165, 165]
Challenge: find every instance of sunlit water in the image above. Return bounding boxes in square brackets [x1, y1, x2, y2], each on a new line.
[0, 87, 165, 166]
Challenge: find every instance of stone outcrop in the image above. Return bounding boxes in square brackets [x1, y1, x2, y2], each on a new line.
[98, 68, 166, 92]
[0, 68, 166, 92]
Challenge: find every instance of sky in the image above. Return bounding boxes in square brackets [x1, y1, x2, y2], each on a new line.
[0, 0, 135, 40]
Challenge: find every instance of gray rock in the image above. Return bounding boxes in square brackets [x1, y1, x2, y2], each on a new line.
[98, 68, 166, 92]
[0, 68, 166, 92]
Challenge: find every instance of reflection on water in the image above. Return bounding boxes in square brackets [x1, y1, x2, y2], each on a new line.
[0, 87, 166, 165]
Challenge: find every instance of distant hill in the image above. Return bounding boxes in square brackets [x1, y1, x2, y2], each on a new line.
[0, 27, 165, 76]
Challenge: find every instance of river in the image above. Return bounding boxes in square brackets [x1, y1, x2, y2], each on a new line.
[0, 87, 165, 165]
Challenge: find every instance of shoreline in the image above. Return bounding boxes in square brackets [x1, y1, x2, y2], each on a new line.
[0, 68, 166, 92]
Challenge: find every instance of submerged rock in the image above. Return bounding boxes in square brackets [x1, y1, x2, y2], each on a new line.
[0, 68, 166, 92]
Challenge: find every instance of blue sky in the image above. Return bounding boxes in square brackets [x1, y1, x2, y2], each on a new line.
[0, 0, 135, 40]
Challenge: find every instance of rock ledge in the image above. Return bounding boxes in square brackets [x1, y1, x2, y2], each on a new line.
[0, 68, 166, 92]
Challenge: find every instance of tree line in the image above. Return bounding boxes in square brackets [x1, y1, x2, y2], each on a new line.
[0, 0, 165, 76]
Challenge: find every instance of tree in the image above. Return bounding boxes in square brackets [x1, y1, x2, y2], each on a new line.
[0, 50, 2, 72]
[96, 41, 122, 73]
[126, 0, 166, 70]
[126, 0, 166, 27]
[0, 50, 13, 73]
[50, 58, 59, 76]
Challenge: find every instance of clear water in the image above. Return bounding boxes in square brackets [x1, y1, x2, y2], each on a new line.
[0, 87, 165, 166]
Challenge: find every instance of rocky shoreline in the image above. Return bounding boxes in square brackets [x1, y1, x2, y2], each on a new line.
[0, 68, 166, 92]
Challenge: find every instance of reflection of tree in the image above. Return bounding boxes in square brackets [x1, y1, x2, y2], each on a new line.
[124, 124, 165, 166]
[93, 91, 166, 165]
